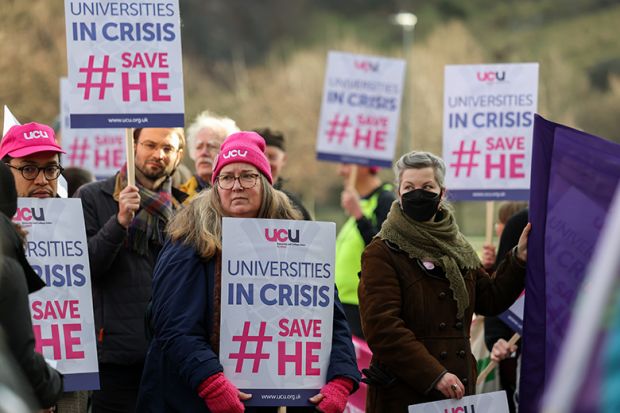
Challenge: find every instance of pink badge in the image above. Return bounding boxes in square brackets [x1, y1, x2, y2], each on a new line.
[422, 261, 435, 270]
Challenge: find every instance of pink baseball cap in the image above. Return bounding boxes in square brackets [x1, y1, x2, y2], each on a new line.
[211, 131, 273, 184]
[0, 122, 65, 159]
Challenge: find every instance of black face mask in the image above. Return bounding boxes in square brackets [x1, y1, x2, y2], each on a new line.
[401, 189, 442, 222]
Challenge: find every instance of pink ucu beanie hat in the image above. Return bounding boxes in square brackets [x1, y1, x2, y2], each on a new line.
[0, 122, 65, 159]
[211, 131, 273, 185]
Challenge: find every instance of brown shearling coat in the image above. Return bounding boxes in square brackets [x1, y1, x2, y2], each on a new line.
[359, 238, 525, 412]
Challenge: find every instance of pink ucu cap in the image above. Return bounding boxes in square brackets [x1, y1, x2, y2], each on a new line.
[211, 131, 273, 185]
[0, 122, 65, 159]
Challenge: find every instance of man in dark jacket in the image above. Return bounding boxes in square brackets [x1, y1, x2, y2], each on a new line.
[75, 127, 188, 412]
[0, 162, 63, 410]
[253, 127, 313, 220]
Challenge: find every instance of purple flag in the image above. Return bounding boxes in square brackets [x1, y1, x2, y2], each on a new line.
[520, 115, 620, 412]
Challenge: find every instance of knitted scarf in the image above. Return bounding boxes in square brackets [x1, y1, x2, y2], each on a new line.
[378, 201, 481, 318]
[113, 165, 180, 255]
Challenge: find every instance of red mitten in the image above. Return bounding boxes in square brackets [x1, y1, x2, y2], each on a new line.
[317, 377, 355, 413]
[197, 372, 244, 413]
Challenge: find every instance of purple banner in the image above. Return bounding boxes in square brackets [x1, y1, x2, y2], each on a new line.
[520, 115, 620, 412]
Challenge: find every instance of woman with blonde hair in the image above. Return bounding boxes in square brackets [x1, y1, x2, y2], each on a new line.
[137, 132, 360, 413]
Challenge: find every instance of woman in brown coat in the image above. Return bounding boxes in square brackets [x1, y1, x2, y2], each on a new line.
[358, 151, 530, 412]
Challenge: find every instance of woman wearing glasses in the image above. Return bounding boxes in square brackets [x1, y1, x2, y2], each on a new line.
[137, 132, 360, 413]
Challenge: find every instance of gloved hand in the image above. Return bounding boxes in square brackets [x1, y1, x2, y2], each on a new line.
[197, 372, 245, 413]
[309, 376, 354, 413]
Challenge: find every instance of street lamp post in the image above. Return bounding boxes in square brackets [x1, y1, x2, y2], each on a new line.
[391, 12, 417, 156]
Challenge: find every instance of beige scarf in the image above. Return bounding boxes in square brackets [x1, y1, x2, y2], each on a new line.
[378, 201, 481, 318]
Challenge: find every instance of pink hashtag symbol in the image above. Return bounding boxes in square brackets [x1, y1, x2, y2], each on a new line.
[77, 55, 116, 100]
[326, 113, 351, 144]
[229, 321, 272, 373]
[68, 137, 90, 167]
[450, 140, 481, 177]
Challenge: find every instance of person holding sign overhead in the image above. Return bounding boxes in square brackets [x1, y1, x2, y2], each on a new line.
[358, 151, 530, 412]
[75, 127, 188, 413]
[137, 131, 360, 412]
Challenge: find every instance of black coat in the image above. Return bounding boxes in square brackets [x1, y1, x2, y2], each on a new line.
[137, 240, 360, 412]
[76, 175, 187, 364]
[0, 216, 63, 408]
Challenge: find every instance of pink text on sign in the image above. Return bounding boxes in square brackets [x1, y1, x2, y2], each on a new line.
[354, 128, 386, 150]
[485, 136, 525, 151]
[278, 318, 322, 337]
[33, 323, 85, 360]
[32, 300, 80, 320]
[278, 341, 321, 376]
[485, 153, 525, 179]
[122, 72, 171, 102]
[121, 52, 169, 69]
[95, 148, 124, 168]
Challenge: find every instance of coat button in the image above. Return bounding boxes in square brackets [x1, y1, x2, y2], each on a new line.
[439, 322, 447, 330]
[438, 291, 447, 299]
[440, 351, 448, 360]
[455, 321, 464, 329]
[462, 378, 468, 385]
[458, 350, 466, 358]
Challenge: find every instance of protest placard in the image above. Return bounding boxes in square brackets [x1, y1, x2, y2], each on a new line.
[15, 198, 99, 391]
[316, 51, 405, 167]
[64, 0, 184, 128]
[443, 63, 538, 200]
[219, 218, 335, 406]
[498, 291, 525, 335]
[408, 390, 509, 413]
[60, 77, 126, 178]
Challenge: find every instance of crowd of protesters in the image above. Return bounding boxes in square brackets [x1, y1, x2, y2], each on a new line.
[0, 110, 533, 413]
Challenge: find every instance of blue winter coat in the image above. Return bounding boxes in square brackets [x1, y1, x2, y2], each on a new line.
[136, 239, 360, 412]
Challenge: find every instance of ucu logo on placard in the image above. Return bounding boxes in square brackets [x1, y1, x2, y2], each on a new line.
[444, 405, 476, 413]
[222, 149, 248, 159]
[476, 71, 506, 82]
[23, 130, 49, 140]
[14, 207, 45, 222]
[265, 228, 300, 243]
[354, 60, 380, 72]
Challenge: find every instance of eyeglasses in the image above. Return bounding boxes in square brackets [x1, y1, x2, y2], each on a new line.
[7, 164, 64, 181]
[139, 141, 178, 156]
[216, 173, 260, 190]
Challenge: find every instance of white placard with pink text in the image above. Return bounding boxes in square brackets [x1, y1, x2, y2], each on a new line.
[15, 198, 99, 391]
[64, 0, 184, 128]
[316, 51, 405, 167]
[443, 63, 538, 200]
[409, 390, 509, 413]
[220, 218, 335, 407]
[61, 78, 126, 178]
